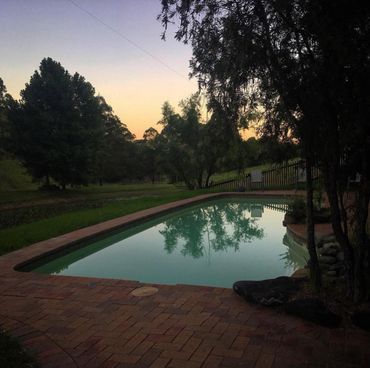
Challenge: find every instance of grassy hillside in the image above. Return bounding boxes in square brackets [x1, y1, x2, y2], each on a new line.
[0, 158, 37, 191]
[211, 163, 272, 183]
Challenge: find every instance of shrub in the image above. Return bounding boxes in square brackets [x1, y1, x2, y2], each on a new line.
[288, 198, 306, 222]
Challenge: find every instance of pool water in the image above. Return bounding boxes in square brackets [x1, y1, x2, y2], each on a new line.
[30, 198, 308, 288]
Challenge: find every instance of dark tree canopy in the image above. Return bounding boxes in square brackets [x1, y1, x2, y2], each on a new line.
[95, 97, 135, 184]
[0, 79, 8, 156]
[159, 0, 370, 300]
[10, 58, 105, 188]
[158, 94, 232, 189]
[0, 78, 14, 157]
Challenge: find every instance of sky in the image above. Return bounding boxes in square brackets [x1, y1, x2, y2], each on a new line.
[0, 0, 200, 138]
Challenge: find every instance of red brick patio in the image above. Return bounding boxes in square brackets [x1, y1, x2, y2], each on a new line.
[1, 193, 369, 367]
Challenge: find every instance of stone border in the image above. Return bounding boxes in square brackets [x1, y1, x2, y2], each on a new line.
[1, 191, 299, 279]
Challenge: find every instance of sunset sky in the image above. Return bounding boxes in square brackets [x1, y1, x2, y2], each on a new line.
[1, 0, 200, 138]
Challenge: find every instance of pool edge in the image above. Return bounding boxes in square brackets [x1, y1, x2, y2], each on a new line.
[1, 191, 300, 280]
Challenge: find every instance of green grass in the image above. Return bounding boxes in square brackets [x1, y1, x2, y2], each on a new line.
[0, 190, 201, 256]
[211, 163, 273, 183]
[0, 158, 296, 256]
[0, 158, 188, 204]
[0, 182, 186, 205]
[0, 158, 37, 192]
[0, 159, 201, 255]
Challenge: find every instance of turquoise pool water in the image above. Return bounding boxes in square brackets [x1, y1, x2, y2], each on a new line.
[29, 197, 308, 288]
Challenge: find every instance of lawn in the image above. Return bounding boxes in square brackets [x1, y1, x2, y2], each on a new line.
[0, 158, 274, 257]
[210, 163, 273, 183]
[0, 158, 38, 192]
[0, 187, 202, 256]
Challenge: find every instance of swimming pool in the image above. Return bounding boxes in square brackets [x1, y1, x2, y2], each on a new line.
[27, 197, 307, 288]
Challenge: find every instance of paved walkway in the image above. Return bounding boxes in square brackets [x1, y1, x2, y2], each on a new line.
[1, 192, 369, 368]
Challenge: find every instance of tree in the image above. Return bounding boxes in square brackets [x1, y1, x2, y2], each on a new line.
[9, 58, 104, 189]
[95, 97, 135, 184]
[143, 127, 159, 143]
[0, 78, 13, 157]
[159, 0, 370, 298]
[158, 97, 202, 188]
[158, 95, 230, 189]
[202, 109, 234, 186]
[139, 127, 162, 183]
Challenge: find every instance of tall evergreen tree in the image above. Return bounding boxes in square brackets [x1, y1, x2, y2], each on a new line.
[10, 58, 104, 188]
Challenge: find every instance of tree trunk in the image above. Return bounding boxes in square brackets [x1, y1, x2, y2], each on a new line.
[322, 162, 355, 298]
[351, 174, 370, 301]
[205, 162, 215, 188]
[306, 155, 322, 290]
[205, 173, 212, 188]
[197, 170, 203, 189]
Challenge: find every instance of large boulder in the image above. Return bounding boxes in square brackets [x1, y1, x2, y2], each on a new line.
[284, 298, 342, 328]
[233, 276, 302, 306]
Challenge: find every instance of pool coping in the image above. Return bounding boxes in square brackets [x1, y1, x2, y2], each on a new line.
[1, 191, 300, 279]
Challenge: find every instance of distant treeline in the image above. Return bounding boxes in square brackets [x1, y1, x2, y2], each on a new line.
[0, 58, 297, 190]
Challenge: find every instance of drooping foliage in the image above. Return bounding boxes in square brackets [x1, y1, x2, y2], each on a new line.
[159, 0, 370, 299]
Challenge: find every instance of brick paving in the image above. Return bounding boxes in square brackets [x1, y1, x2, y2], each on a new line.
[1, 192, 369, 367]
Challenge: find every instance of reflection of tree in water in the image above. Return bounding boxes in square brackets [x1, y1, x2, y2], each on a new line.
[280, 233, 308, 270]
[159, 201, 264, 258]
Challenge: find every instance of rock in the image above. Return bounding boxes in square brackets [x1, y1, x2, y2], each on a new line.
[321, 234, 337, 243]
[284, 298, 342, 328]
[351, 310, 370, 331]
[337, 251, 344, 261]
[328, 263, 344, 271]
[233, 277, 302, 307]
[322, 242, 340, 251]
[317, 235, 336, 247]
[319, 263, 331, 270]
[320, 248, 338, 257]
[319, 255, 337, 265]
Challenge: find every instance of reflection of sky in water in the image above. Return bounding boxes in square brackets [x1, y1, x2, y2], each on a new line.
[31, 198, 307, 288]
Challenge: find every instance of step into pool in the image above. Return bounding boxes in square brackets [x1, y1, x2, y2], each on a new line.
[26, 197, 308, 288]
